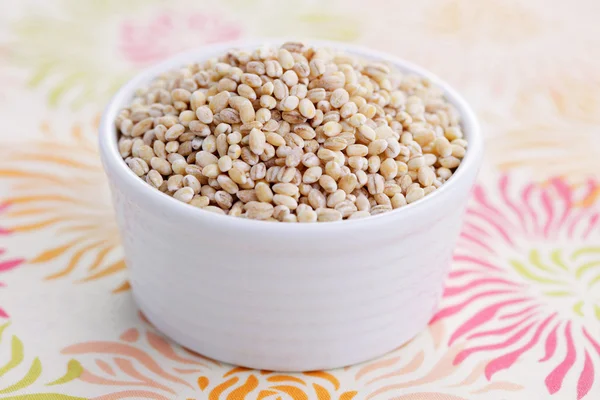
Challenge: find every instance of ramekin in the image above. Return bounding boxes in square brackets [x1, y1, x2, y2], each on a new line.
[99, 40, 483, 371]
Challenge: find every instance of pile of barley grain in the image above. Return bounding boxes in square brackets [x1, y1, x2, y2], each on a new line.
[116, 42, 467, 222]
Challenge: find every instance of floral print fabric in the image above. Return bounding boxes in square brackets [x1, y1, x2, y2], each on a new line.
[0, 0, 598, 398]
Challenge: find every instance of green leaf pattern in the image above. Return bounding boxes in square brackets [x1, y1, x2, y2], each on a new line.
[0, 323, 84, 399]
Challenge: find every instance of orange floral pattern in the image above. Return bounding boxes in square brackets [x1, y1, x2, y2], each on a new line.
[488, 125, 599, 184]
[0, 119, 127, 292]
[201, 369, 358, 400]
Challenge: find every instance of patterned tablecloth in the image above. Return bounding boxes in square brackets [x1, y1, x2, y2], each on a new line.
[0, 0, 599, 399]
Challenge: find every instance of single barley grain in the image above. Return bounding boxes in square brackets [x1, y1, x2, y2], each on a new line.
[173, 187, 194, 203]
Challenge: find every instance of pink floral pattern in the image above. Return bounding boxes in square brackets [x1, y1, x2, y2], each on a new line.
[0, 203, 24, 319]
[62, 314, 218, 400]
[433, 175, 600, 399]
[119, 12, 242, 66]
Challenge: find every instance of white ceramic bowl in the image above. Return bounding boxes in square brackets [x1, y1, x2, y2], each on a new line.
[99, 40, 483, 372]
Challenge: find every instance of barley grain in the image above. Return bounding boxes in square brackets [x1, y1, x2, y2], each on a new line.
[117, 44, 467, 221]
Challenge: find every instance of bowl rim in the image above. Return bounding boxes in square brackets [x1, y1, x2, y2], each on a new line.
[99, 39, 483, 232]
